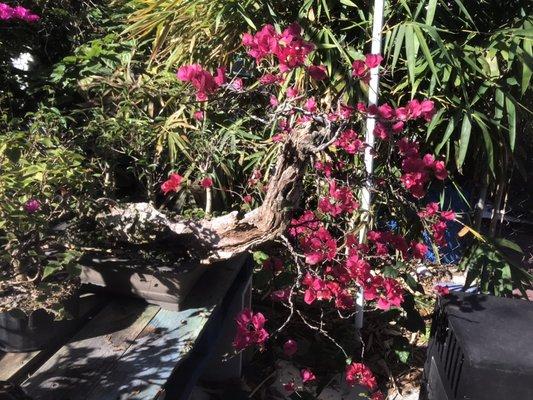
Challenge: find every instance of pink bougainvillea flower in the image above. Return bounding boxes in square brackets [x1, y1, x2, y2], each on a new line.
[243, 194, 253, 204]
[372, 391, 385, 400]
[161, 173, 183, 194]
[302, 273, 336, 304]
[259, 73, 284, 85]
[25, 198, 41, 214]
[352, 54, 382, 83]
[269, 95, 279, 107]
[335, 129, 364, 154]
[0, 3, 39, 22]
[345, 362, 377, 390]
[283, 381, 296, 393]
[432, 220, 448, 246]
[420, 99, 436, 121]
[242, 24, 278, 62]
[411, 241, 428, 260]
[392, 120, 405, 134]
[440, 210, 455, 221]
[418, 202, 440, 218]
[232, 308, 269, 351]
[345, 252, 372, 283]
[300, 369, 316, 383]
[397, 138, 419, 157]
[276, 23, 315, 72]
[0, 3, 14, 20]
[373, 122, 389, 140]
[283, 339, 298, 357]
[262, 256, 283, 272]
[434, 285, 450, 296]
[308, 65, 327, 80]
[176, 64, 226, 101]
[271, 133, 286, 143]
[287, 86, 299, 98]
[335, 290, 355, 310]
[365, 53, 383, 69]
[193, 110, 204, 121]
[304, 97, 317, 113]
[231, 77, 244, 91]
[356, 102, 367, 113]
[433, 160, 448, 180]
[200, 177, 213, 188]
[352, 60, 367, 78]
[242, 23, 314, 72]
[364, 276, 404, 310]
[270, 287, 291, 302]
[339, 103, 355, 119]
[12, 5, 40, 22]
[318, 181, 358, 217]
[300, 227, 337, 265]
[378, 103, 394, 120]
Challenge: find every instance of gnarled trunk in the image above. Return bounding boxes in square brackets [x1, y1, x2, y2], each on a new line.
[97, 122, 316, 263]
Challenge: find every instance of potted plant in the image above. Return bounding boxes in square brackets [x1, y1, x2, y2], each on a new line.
[0, 126, 87, 352]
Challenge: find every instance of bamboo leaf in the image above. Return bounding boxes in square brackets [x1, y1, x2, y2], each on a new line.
[494, 88, 504, 122]
[425, 0, 437, 26]
[413, 25, 438, 78]
[456, 114, 471, 170]
[520, 36, 532, 95]
[391, 24, 405, 72]
[472, 112, 494, 176]
[435, 113, 457, 154]
[405, 24, 416, 88]
[505, 96, 517, 152]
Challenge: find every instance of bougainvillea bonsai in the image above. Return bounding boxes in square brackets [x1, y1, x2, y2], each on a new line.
[2, 2, 456, 393]
[94, 22, 457, 397]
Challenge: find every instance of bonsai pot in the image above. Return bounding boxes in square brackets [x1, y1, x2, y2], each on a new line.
[79, 250, 206, 310]
[0, 282, 80, 353]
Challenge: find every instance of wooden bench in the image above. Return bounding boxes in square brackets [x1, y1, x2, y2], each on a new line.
[0, 254, 252, 400]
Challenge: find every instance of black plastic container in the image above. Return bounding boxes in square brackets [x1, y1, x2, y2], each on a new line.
[0, 293, 80, 353]
[79, 251, 206, 311]
[420, 292, 533, 400]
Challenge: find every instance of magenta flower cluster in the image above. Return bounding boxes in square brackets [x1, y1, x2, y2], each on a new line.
[0, 2, 39, 22]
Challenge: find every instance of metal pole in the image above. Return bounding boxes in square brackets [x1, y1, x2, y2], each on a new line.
[355, 0, 386, 330]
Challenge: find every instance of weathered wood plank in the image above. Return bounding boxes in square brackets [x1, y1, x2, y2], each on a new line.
[0, 351, 39, 382]
[85, 254, 248, 400]
[0, 293, 107, 384]
[22, 299, 159, 400]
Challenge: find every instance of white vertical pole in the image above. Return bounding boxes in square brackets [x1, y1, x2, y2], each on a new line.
[355, 0, 386, 330]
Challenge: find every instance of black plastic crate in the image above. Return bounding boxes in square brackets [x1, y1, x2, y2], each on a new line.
[420, 292, 533, 400]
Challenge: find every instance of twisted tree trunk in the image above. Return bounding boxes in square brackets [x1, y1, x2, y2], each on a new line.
[97, 122, 317, 263]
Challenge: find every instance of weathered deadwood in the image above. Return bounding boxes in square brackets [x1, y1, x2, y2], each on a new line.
[97, 122, 317, 263]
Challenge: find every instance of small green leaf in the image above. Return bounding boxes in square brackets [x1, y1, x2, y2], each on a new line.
[395, 349, 411, 364]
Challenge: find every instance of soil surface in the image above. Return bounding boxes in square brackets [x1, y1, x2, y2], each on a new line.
[0, 276, 79, 318]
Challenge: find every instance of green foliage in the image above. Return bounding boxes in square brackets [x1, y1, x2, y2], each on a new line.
[126, 0, 533, 189]
[459, 237, 532, 296]
[0, 109, 93, 280]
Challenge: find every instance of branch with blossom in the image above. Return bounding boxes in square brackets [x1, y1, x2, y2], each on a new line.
[96, 22, 457, 396]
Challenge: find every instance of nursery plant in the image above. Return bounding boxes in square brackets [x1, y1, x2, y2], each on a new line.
[88, 22, 461, 398]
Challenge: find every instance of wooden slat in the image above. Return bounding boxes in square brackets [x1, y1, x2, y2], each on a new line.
[0, 351, 39, 382]
[22, 299, 159, 400]
[84, 255, 247, 400]
[0, 293, 107, 383]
